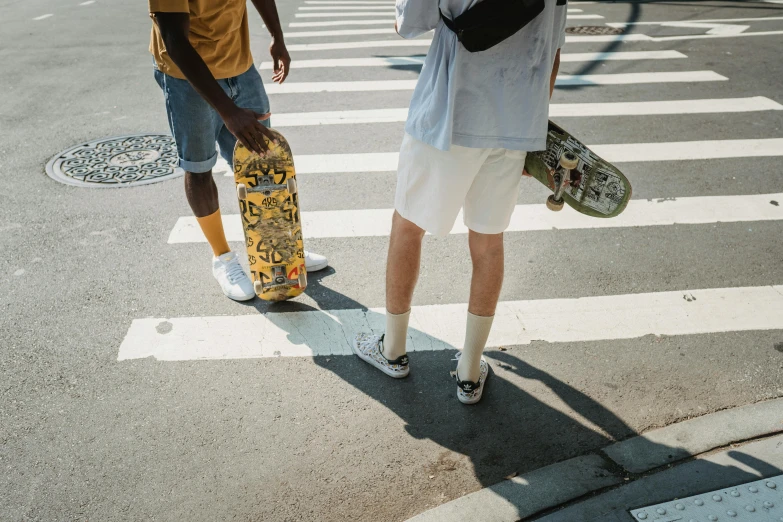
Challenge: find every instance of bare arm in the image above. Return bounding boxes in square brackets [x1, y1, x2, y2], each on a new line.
[154, 12, 273, 155]
[250, 0, 291, 83]
[550, 48, 561, 99]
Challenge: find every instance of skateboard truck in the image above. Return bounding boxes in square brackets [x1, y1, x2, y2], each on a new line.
[546, 151, 579, 212]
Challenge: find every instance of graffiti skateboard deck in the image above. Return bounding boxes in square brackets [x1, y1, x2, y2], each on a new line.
[524, 120, 631, 218]
[233, 130, 306, 302]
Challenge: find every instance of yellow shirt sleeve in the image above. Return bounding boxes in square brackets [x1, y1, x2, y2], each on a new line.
[148, 0, 189, 13]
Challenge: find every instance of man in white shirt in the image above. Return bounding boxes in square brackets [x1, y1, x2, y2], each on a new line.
[353, 0, 568, 404]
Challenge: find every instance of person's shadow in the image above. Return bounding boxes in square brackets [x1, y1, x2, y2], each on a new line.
[249, 269, 783, 519]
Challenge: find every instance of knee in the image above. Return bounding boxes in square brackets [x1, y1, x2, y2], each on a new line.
[469, 231, 504, 258]
[392, 211, 426, 240]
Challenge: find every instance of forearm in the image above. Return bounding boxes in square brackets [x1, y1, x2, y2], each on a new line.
[550, 49, 561, 99]
[251, 0, 284, 39]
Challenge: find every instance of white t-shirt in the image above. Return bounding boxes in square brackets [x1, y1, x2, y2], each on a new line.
[396, 0, 567, 151]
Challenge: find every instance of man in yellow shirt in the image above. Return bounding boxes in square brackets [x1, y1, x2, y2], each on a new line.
[149, 0, 328, 301]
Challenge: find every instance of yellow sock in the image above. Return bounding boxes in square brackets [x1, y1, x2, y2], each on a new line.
[196, 209, 230, 257]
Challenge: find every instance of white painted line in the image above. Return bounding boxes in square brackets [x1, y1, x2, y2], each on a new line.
[290, 14, 591, 27]
[551, 96, 783, 117]
[168, 193, 783, 243]
[264, 67, 706, 94]
[305, 0, 393, 4]
[295, 11, 396, 17]
[650, 30, 783, 42]
[33, 13, 53, 20]
[610, 15, 783, 24]
[79, 0, 95, 5]
[287, 39, 427, 51]
[566, 14, 605, 19]
[569, 8, 584, 12]
[118, 284, 783, 361]
[299, 5, 394, 9]
[557, 70, 726, 86]
[265, 79, 418, 93]
[285, 28, 395, 37]
[592, 138, 783, 163]
[250, 98, 781, 126]
[260, 56, 423, 70]
[261, 51, 684, 70]
[223, 139, 783, 176]
[284, 33, 653, 49]
[272, 107, 409, 125]
[290, 19, 391, 27]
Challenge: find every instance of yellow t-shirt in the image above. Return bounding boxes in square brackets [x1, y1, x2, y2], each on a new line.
[149, 0, 253, 80]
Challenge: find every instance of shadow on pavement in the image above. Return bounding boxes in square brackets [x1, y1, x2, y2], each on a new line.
[249, 271, 783, 519]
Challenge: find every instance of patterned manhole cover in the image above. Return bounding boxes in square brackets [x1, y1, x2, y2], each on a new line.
[46, 134, 182, 188]
[566, 25, 625, 35]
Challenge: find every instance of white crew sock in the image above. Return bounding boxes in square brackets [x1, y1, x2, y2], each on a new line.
[456, 312, 495, 382]
[383, 309, 410, 360]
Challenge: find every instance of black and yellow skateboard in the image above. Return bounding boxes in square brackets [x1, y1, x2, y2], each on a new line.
[233, 130, 306, 301]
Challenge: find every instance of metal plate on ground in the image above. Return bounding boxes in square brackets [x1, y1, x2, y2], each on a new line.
[566, 26, 624, 35]
[46, 134, 182, 188]
[631, 475, 783, 521]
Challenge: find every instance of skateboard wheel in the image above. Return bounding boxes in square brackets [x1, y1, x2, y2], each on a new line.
[287, 178, 298, 195]
[298, 271, 307, 290]
[237, 184, 247, 201]
[559, 152, 579, 170]
[546, 195, 564, 212]
[254, 280, 263, 295]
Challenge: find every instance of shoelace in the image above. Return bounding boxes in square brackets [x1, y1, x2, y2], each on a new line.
[225, 259, 246, 284]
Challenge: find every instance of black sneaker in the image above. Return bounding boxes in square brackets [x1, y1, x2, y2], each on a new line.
[452, 351, 488, 404]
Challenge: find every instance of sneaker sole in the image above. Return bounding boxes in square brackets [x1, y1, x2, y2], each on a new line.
[306, 260, 329, 273]
[351, 339, 410, 379]
[457, 389, 484, 405]
[224, 291, 256, 302]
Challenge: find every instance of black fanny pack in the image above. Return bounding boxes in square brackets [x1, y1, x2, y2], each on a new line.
[440, 0, 546, 53]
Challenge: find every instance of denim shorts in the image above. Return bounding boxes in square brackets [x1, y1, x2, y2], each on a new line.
[153, 64, 271, 173]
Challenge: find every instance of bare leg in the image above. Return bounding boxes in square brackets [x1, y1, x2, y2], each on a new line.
[383, 211, 426, 359]
[457, 230, 504, 382]
[385, 210, 426, 314]
[185, 170, 219, 218]
[467, 230, 504, 316]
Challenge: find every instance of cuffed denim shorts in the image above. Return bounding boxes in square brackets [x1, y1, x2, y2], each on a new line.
[153, 64, 271, 173]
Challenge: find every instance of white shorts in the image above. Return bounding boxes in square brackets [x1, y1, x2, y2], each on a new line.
[394, 133, 527, 236]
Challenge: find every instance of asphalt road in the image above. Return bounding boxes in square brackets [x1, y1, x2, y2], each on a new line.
[1, 0, 783, 520]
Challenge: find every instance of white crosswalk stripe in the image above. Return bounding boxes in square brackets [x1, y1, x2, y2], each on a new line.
[262, 52, 690, 70]
[217, 139, 783, 175]
[123, 2, 783, 366]
[257, 98, 780, 126]
[168, 193, 783, 243]
[119, 285, 783, 361]
[285, 34, 654, 50]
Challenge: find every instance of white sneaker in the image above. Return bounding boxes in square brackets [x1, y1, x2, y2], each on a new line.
[212, 251, 255, 301]
[352, 333, 410, 379]
[304, 250, 328, 272]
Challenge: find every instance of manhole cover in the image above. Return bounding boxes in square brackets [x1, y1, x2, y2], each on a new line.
[46, 134, 182, 188]
[566, 25, 625, 35]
